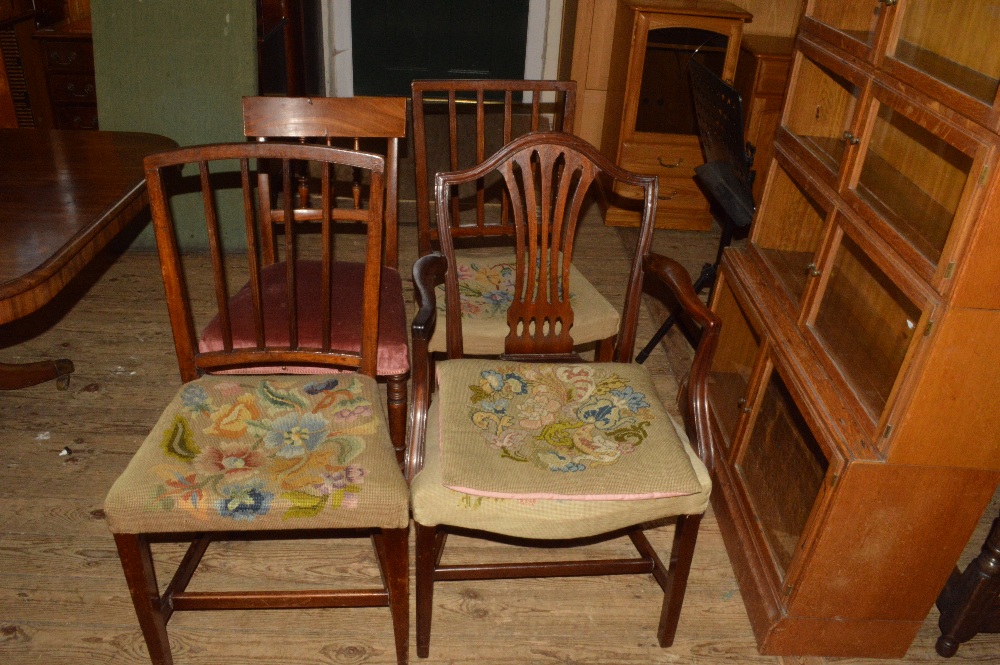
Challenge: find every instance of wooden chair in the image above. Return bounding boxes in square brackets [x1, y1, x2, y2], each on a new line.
[234, 95, 409, 461]
[411, 79, 619, 360]
[406, 132, 721, 656]
[105, 142, 409, 665]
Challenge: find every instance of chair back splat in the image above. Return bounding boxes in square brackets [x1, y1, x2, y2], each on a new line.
[411, 79, 576, 255]
[106, 141, 410, 665]
[238, 96, 411, 460]
[407, 131, 722, 657]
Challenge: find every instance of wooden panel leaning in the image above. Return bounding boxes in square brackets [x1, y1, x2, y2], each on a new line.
[407, 131, 721, 657]
[104, 142, 410, 665]
[241, 95, 410, 462]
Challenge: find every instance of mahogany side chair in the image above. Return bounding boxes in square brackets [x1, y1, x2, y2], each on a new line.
[104, 142, 410, 665]
[411, 79, 620, 360]
[233, 95, 410, 462]
[407, 132, 721, 656]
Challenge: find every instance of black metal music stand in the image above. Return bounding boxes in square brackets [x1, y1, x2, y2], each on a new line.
[636, 57, 756, 362]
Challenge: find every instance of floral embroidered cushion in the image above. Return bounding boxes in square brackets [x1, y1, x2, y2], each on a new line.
[411, 398, 711, 540]
[428, 251, 620, 354]
[435, 359, 702, 501]
[105, 375, 408, 534]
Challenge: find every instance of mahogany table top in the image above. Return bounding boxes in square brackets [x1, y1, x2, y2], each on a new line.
[0, 128, 176, 323]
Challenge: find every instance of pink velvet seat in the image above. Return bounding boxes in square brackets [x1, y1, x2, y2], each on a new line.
[200, 260, 409, 377]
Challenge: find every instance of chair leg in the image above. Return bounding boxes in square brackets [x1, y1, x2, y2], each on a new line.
[657, 514, 703, 647]
[415, 522, 439, 658]
[387, 374, 408, 465]
[375, 528, 410, 665]
[594, 335, 616, 362]
[113, 533, 173, 665]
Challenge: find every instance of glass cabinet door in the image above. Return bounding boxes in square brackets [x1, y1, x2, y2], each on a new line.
[708, 274, 762, 456]
[886, 0, 1000, 125]
[751, 153, 834, 311]
[806, 218, 934, 432]
[783, 44, 866, 183]
[735, 360, 835, 582]
[804, 0, 889, 60]
[847, 85, 985, 281]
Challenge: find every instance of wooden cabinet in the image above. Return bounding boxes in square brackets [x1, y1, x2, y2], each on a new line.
[734, 35, 794, 204]
[709, 0, 1000, 657]
[34, 16, 96, 130]
[599, 0, 751, 230]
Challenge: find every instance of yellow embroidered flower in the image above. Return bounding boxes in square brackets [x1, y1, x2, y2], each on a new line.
[205, 394, 261, 439]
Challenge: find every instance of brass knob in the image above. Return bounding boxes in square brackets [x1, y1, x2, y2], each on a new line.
[737, 397, 751, 414]
[657, 157, 684, 168]
[806, 262, 822, 277]
[843, 131, 861, 145]
[879, 0, 898, 6]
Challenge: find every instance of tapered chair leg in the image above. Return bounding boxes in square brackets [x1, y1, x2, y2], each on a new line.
[387, 375, 408, 464]
[114, 533, 172, 665]
[376, 528, 410, 665]
[415, 522, 439, 658]
[657, 514, 702, 647]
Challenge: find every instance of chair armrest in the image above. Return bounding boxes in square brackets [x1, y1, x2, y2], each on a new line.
[642, 252, 722, 471]
[407, 253, 448, 480]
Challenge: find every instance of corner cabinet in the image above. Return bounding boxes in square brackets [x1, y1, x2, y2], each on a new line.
[709, 0, 1000, 657]
[600, 0, 750, 230]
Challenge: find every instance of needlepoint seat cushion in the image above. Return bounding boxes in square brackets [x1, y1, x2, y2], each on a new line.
[200, 260, 410, 376]
[410, 359, 711, 540]
[428, 252, 620, 354]
[105, 374, 409, 534]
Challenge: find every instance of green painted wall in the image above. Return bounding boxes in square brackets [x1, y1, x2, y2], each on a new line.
[92, 0, 258, 250]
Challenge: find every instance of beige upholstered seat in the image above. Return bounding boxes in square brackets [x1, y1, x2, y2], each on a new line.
[411, 361, 711, 540]
[428, 252, 620, 355]
[106, 374, 408, 534]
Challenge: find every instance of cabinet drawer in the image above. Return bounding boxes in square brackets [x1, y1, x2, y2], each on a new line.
[614, 173, 705, 210]
[618, 139, 704, 180]
[41, 40, 94, 73]
[49, 74, 96, 104]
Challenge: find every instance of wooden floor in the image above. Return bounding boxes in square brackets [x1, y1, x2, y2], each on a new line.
[1, 208, 997, 664]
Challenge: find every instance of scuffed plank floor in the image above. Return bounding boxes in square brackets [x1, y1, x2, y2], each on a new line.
[1, 209, 997, 664]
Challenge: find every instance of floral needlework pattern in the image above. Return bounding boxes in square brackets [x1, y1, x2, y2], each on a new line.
[436, 257, 575, 320]
[150, 378, 373, 523]
[467, 365, 653, 473]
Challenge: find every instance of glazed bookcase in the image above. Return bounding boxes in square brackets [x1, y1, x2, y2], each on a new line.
[708, 0, 1000, 657]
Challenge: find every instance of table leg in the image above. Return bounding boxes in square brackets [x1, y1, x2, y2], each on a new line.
[0, 359, 74, 390]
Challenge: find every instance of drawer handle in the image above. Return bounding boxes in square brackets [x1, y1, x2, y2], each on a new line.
[878, 0, 897, 5]
[658, 190, 678, 201]
[842, 131, 861, 145]
[737, 397, 751, 414]
[49, 51, 78, 67]
[805, 262, 822, 277]
[657, 157, 684, 168]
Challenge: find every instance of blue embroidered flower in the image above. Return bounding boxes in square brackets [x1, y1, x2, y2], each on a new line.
[264, 413, 329, 458]
[611, 386, 650, 412]
[216, 482, 273, 520]
[180, 385, 211, 412]
[304, 378, 339, 395]
[481, 398, 510, 415]
[578, 397, 622, 430]
[483, 289, 513, 308]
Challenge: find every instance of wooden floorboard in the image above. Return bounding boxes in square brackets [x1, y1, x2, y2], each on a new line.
[1, 208, 997, 663]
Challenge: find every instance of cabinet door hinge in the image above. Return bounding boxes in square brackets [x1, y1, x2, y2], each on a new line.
[784, 583, 794, 596]
[830, 472, 839, 488]
[883, 424, 893, 439]
[944, 262, 956, 279]
[924, 319, 936, 336]
[980, 165, 990, 186]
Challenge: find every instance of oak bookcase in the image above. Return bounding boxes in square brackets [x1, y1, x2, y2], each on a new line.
[708, 0, 1000, 656]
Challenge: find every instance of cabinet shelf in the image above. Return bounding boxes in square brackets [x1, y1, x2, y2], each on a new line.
[893, 40, 998, 107]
